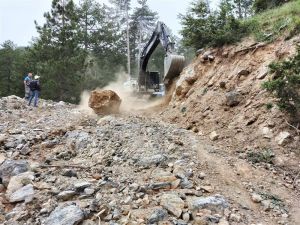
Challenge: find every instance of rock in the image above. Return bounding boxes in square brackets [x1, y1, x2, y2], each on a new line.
[187, 195, 228, 211]
[209, 131, 219, 141]
[84, 188, 95, 195]
[82, 220, 96, 225]
[62, 169, 78, 178]
[88, 90, 121, 115]
[0, 160, 29, 186]
[219, 81, 226, 89]
[137, 154, 167, 167]
[218, 218, 230, 225]
[182, 212, 190, 222]
[147, 208, 168, 224]
[151, 168, 177, 183]
[261, 127, 273, 139]
[0, 154, 6, 165]
[225, 91, 242, 107]
[257, 70, 268, 79]
[251, 193, 263, 203]
[180, 177, 193, 189]
[237, 69, 250, 77]
[199, 185, 214, 193]
[6, 172, 34, 195]
[9, 184, 34, 203]
[160, 193, 185, 218]
[45, 205, 84, 225]
[261, 200, 271, 211]
[57, 191, 77, 201]
[229, 213, 242, 222]
[275, 131, 291, 146]
[0, 134, 7, 144]
[74, 181, 91, 191]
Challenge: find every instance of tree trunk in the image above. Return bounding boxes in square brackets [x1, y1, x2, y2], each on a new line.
[125, 3, 131, 78]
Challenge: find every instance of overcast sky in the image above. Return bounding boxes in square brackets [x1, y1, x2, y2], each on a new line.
[0, 0, 219, 47]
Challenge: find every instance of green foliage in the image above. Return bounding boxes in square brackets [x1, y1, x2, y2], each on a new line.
[246, 0, 300, 42]
[253, 0, 290, 13]
[266, 103, 274, 110]
[180, 0, 251, 49]
[0, 41, 33, 97]
[247, 149, 275, 164]
[262, 47, 300, 120]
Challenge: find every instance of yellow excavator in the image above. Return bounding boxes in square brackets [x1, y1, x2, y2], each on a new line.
[138, 21, 185, 96]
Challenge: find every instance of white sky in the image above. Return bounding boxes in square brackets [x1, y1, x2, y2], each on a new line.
[0, 0, 219, 46]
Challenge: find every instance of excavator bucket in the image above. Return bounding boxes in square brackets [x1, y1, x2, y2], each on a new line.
[164, 54, 185, 84]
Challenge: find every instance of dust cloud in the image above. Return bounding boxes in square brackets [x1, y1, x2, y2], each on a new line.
[78, 71, 165, 114]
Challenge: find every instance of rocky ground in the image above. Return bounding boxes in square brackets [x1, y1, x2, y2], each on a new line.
[0, 95, 299, 225]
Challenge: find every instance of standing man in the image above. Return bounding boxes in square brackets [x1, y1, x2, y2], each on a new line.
[24, 72, 33, 100]
[28, 75, 41, 107]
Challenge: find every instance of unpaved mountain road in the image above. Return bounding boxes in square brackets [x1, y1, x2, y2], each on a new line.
[0, 95, 299, 225]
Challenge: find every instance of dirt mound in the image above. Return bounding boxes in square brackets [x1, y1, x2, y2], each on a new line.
[88, 90, 121, 115]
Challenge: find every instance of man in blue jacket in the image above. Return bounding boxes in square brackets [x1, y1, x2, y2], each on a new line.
[24, 73, 32, 100]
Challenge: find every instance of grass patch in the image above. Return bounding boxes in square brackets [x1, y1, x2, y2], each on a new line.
[247, 149, 275, 164]
[244, 0, 300, 42]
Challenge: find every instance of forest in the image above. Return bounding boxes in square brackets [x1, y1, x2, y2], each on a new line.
[0, 0, 297, 103]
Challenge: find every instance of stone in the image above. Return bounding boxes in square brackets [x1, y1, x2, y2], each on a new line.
[0, 160, 29, 186]
[251, 193, 263, 203]
[238, 69, 250, 77]
[229, 213, 242, 222]
[62, 169, 78, 178]
[45, 205, 84, 225]
[257, 71, 268, 79]
[225, 91, 242, 107]
[137, 154, 167, 167]
[84, 188, 95, 195]
[88, 90, 121, 115]
[182, 212, 190, 222]
[9, 184, 34, 203]
[74, 181, 91, 191]
[0, 134, 7, 144]
[261, 127, 273, 139]
[275, 131, 291, 146]
[209, 131, 219, 141]
[187, 195, 228, 211]
[218, 218, 230, 225]
[0, 154, 6, 165]
[160, 193, 185, 218]
[151, 168, 177, 183]
[200, 185, 214, 193]
[82, 220, 96, 225]
[57, 191, 77, 201]
[6, 172, 34, 195]
[147, 208, 168, 224]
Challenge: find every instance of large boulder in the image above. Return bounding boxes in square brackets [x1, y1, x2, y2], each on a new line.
[88, 90, 122, 115]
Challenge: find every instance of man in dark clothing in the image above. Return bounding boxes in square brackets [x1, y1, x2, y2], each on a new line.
[28, 75, 41, 107]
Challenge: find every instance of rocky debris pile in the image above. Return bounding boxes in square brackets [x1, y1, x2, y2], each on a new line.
[0, 95, 297, 225]
[89, 90, 121, 115]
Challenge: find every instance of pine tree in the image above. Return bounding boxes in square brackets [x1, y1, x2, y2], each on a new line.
[0, 41, 16, 96]
[130, 0, 158, 76]
[33, 0, 87, 102]
[234, 0, 253, 18]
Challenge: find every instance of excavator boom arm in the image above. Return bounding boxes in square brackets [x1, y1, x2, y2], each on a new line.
[138, 22, 185, 92]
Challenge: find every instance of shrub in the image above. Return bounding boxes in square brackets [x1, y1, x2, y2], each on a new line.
[253, 0, 290, 13]
[262, 47, 300, 121]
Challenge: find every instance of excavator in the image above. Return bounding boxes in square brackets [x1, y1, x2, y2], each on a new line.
[137, 21, 185, 96]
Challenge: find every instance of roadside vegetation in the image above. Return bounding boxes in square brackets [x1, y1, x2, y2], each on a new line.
[263, 47, 300, 122]
[180, 0, 300, 49]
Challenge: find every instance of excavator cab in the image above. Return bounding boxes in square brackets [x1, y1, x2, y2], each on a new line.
[138, 22, 185, 95]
